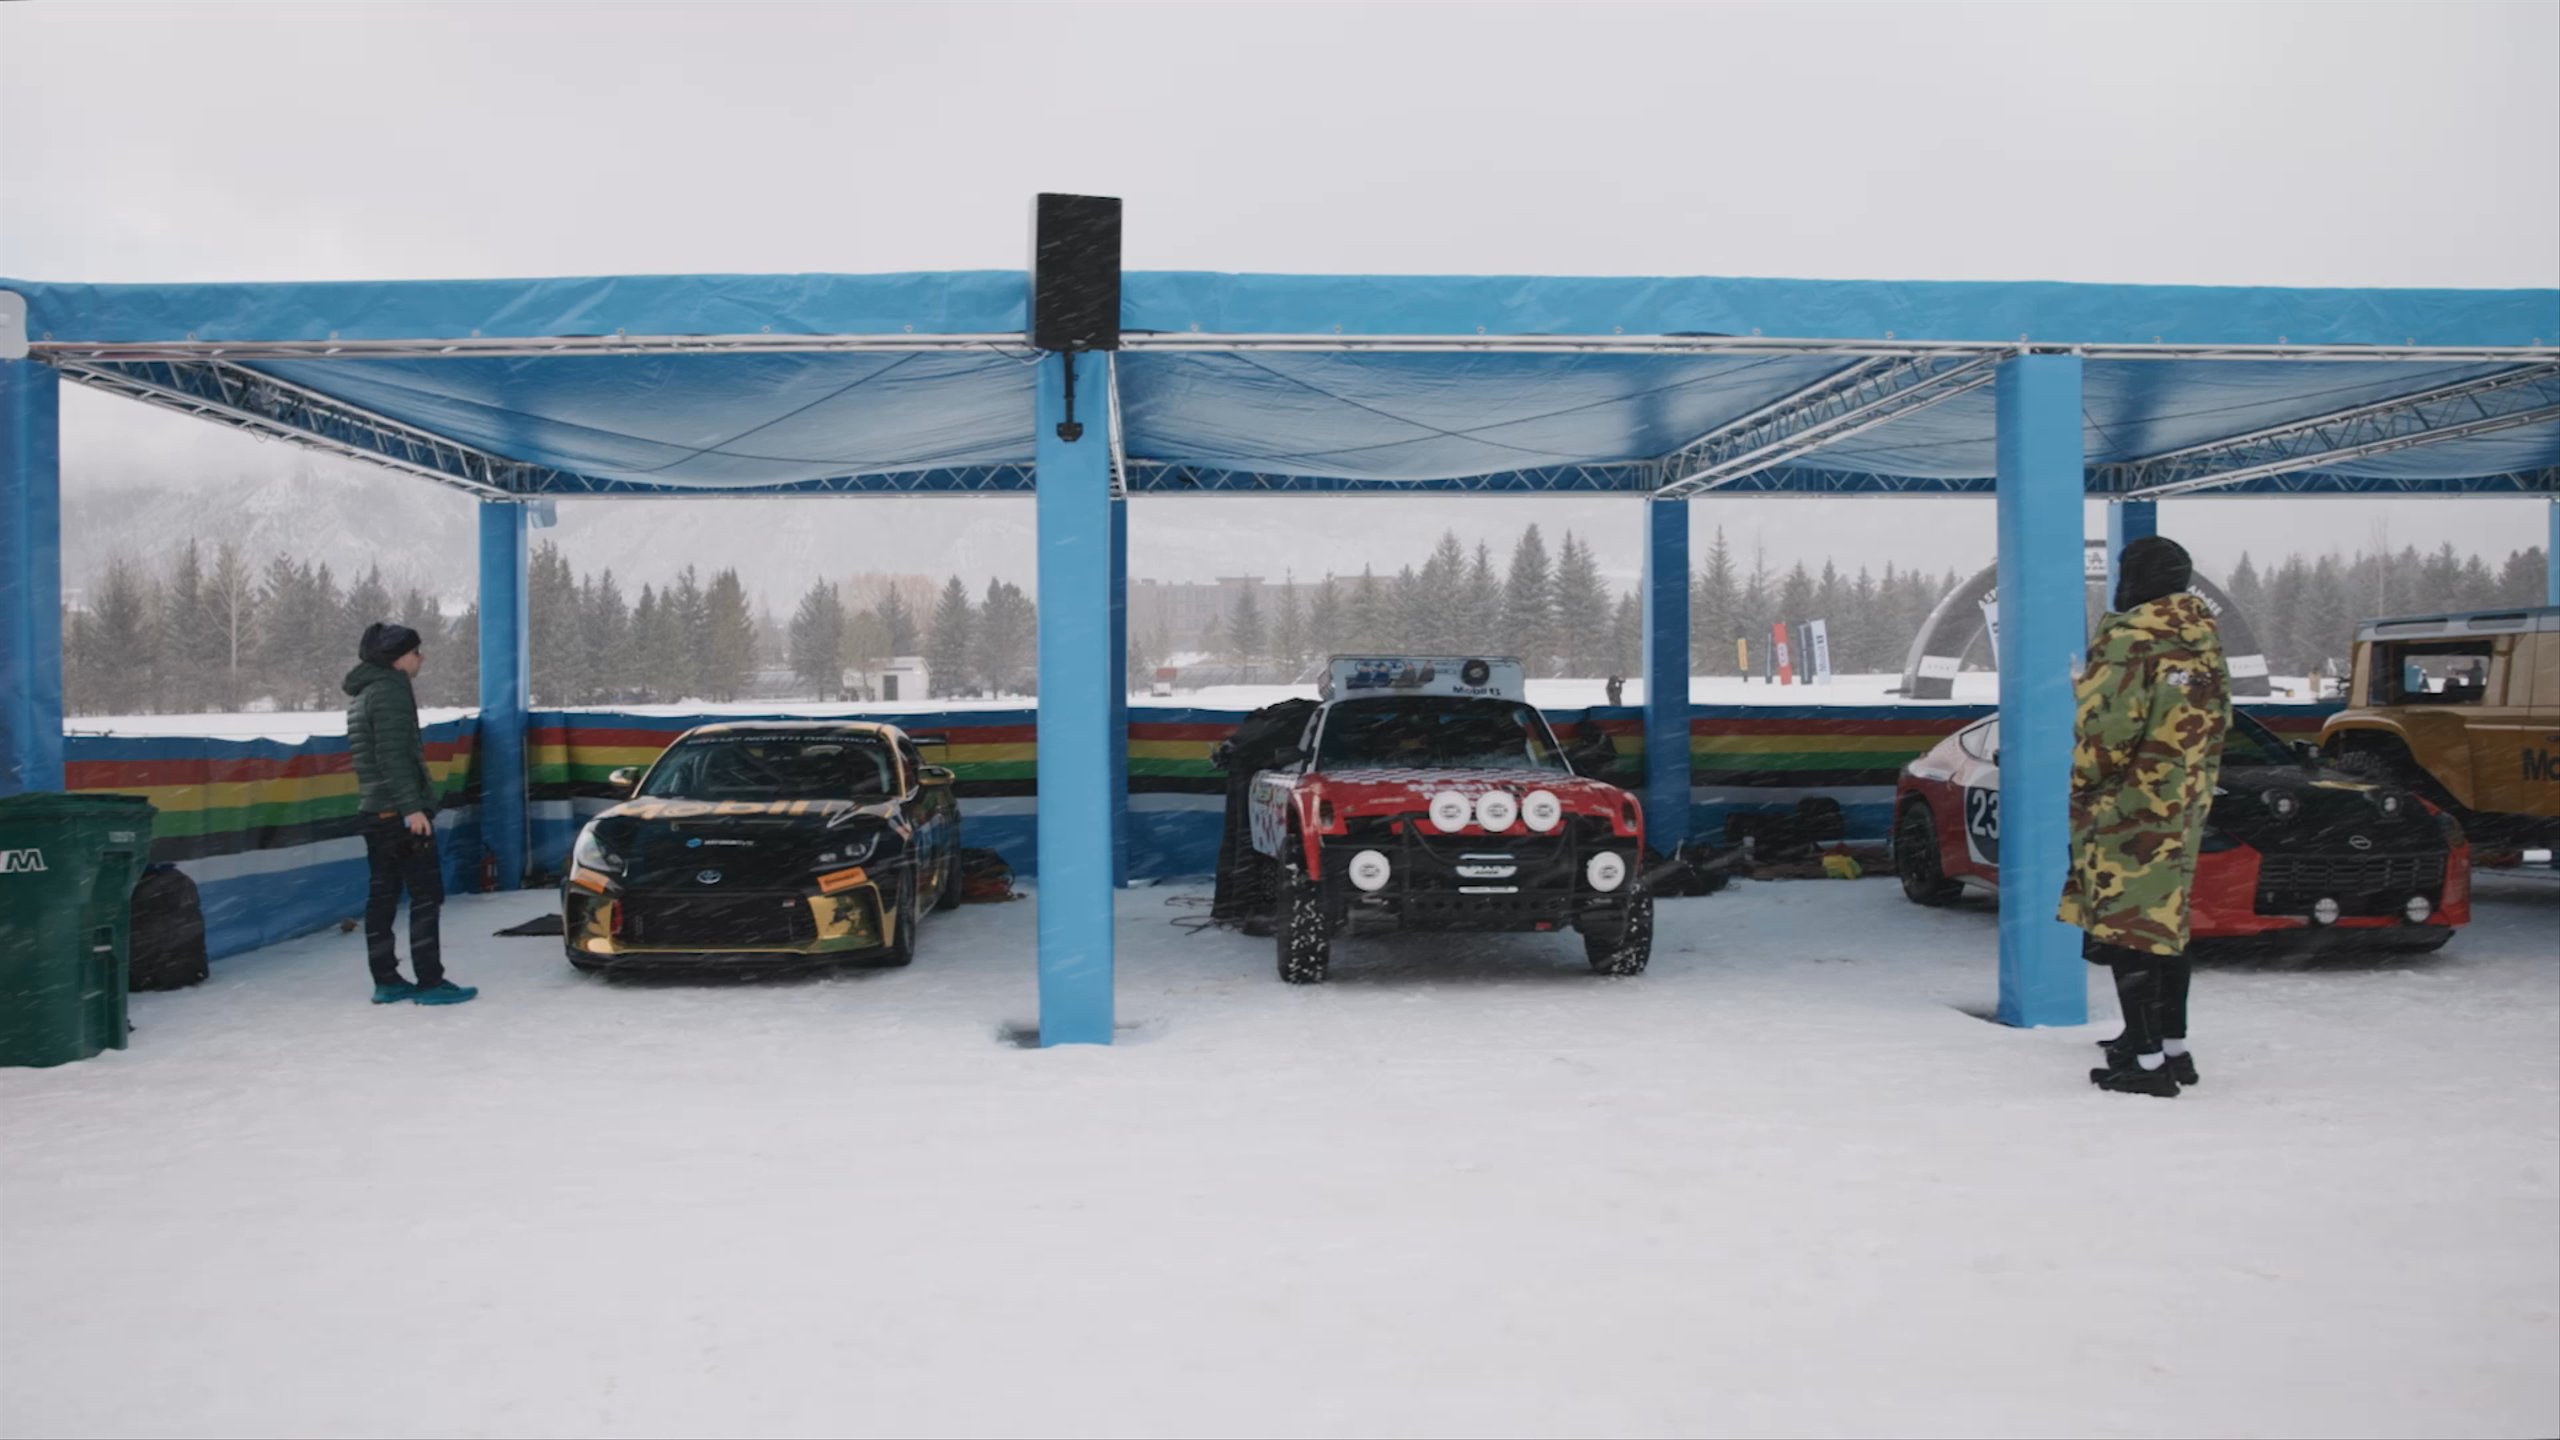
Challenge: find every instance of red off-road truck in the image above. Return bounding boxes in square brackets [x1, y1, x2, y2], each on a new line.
[1245, 656, 1652, 983]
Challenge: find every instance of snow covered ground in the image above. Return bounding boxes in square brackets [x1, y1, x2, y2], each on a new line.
[4, 873, 2553, 1438]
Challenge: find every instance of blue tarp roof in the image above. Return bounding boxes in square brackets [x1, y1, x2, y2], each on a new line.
[7, 271, 2556, 495]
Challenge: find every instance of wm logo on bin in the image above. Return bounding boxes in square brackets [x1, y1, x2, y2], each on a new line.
[0, 849, 47, 874]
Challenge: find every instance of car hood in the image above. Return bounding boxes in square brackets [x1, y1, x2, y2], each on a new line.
[588, 796, 905, 888]
[2210, 764, 2445, 854]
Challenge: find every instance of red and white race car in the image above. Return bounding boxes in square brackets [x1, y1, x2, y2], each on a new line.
[1247, 656, 1651, 983]
[1893, 709, 2470, 949]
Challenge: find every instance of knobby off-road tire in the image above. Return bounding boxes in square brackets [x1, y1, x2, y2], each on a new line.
[1896, 799, 1964, 907]
[1584, 889, 1654, 976]
[1275, 866, 1333, 985]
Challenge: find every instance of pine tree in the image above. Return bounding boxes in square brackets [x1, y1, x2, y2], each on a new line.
[1389, 565, 1421, 652]
[448, 601, 481, 705]
[878, 583, 921, 656]
[1307, 577, 1343, 661]
[1347, 567, 1388, 653]
[1271, 574, 1308, 682]
[2499, 547, 2549, 605]
[1609, 591, 1643, 680]
[1500, 524, 1554, 675]
[671, 566, 709, 701]
[1777, 561, 1816, 638]
[1417, 530, 1467, 652]
[88, 556, 160, 715]
[585, 570, 631, 704]
[206, 540, 257, 712]
[1224, 583, 1267, 681]
[345, 564, 392, 645]
[975, 578, 1036, 697]
[1460, 543, 1501, 653]
[701, 569, 758, 702]
[1693, 526, 1739, 672]
[926, 575, 977, 698]
[788, 579, 847, 699]
[840, 607, 891, 700]
[1551, 530, 1611, 677]
[160, 540, 215, 713]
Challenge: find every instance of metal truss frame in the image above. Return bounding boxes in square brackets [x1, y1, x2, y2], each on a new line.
[1650, 352, 2002, 498]
[2101, 361, 2560, 499]
[38, 334, 2560, 502]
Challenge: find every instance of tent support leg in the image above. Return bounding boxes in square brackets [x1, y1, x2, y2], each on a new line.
[1995, 355, 2089, 1028]
[2105, 498, 2156, 604]
[477, 501, 529, 891]
[1642, 497, 1691, 856]
[1110, 492, 1129, 889]
[1035, 350, 1116, 1046]
[0, 360, 64, 796]
[2547, 501, 2558, 607]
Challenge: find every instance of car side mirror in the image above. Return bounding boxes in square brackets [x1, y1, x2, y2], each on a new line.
[1271, 746, 1307, 770]
[919, 764, 955, 786]
[607, 766, 641, 795]
[2294, 741, 2321, 765]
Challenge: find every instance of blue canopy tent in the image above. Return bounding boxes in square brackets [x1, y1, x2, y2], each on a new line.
[4, 263, 2555, 1041]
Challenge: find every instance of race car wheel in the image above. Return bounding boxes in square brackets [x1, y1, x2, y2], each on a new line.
[931, 842, 962, 912]
[1275, 866, 1333, 985]
[1584, 889, 1653, 976]
[1896, 800, 1964, 907]
[875, 875, 919, 968]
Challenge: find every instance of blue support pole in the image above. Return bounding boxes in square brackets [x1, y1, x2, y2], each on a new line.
[1995, 355, 2089, 1029]
[0, 361, 64, 796]
[476, 501, 530, 891]
[2547, 502, 2558, 607]
[1034, 350, 1115, 1045]
[2105, 498, 2156, 604]
[1641, 498, 1692, 856]
[1109, 492, 1130, 889]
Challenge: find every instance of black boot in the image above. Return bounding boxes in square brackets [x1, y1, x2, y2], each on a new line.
[2105, 1044, 2199, 1086]
[2090, 1055, 2181, 1096]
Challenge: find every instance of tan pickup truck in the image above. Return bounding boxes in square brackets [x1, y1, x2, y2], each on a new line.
[2321, 606, 2560, 849]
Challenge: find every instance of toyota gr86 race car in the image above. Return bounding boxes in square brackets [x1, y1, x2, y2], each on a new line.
[561, 721, 962, 971]
[1248, 656, 1650, 983]
[1893, 709, 2469, 950]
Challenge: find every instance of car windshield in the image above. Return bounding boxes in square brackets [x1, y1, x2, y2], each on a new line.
[2221, 712, 2300, 769]
[638, 735, 897, 800]
[1314, 696, 1566, 772]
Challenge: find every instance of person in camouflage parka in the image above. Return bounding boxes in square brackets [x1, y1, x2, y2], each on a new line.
[2063, 536, 2230, 1096]
[2057, 562, 2232, 956]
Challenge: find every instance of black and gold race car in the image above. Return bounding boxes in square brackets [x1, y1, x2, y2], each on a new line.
[561, 721, 962, 971]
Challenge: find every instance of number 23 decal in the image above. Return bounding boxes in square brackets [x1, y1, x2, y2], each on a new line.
[1963, 785, 2001, 866]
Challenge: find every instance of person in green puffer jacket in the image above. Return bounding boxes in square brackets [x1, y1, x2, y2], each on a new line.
[345, 622, 475, 1006]
[2061, 536, 2229, 1097]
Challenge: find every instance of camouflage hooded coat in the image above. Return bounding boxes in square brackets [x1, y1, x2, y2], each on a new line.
[2056, 591, 2232, 955]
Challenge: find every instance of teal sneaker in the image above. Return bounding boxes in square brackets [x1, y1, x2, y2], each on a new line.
[371, 982, 419, 1004]
[413, 980, 478, 1006]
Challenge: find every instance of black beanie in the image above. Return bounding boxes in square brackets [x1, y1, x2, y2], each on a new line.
[359, 621, 423, 667]
[2113, 535, 2193, 612]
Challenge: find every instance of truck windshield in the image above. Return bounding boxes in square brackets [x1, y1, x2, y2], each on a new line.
[1314, 697, 1566, 772]
[639, 736, 897, 800]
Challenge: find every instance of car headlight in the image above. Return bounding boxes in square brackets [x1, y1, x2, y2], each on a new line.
[1428, 790, 1471, 833]
[1585, 851, 1628, 893]
[815, 830, 884, 867]
[1521, 789, 1563, 833]
[572, 826, 623, 874]
[1475, 790, 1520, 832]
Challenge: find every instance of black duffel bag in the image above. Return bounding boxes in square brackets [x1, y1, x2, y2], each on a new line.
[129, 863, 210, 991]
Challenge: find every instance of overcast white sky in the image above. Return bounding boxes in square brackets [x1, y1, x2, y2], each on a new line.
[5, 0, 2556, 596]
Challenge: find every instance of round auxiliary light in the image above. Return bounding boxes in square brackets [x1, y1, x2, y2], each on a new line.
[2265, 789, 2302, 820]
[1521, 789, 1563, 833]
[1428, 790, 1472, 833]
[1347, 849, 1393, 893]
[2375, 790, 2404, 818]
[2311, 896, 2342, 926]
[2403, 894, 2432, 924]
[1585, 851, 1629, 893]
[1460, 658, 1492, 687]
[1475, 790, 1520, 832]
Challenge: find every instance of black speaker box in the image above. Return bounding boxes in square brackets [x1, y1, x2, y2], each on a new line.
[1031, 194, 1121, 352]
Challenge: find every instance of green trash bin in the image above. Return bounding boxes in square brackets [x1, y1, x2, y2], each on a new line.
[0, 792, 158, 1068]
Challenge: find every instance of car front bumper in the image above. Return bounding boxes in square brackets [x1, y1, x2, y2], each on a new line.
[563, 877, 899, 963]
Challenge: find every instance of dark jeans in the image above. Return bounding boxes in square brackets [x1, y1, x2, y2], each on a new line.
[2086, 936, 2191, 1052]
[363, 815, 445, 987]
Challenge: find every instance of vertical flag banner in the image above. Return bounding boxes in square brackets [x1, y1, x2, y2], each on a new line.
[1772, 622, 1795, 686]
[1808, 619, 1833, 684]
